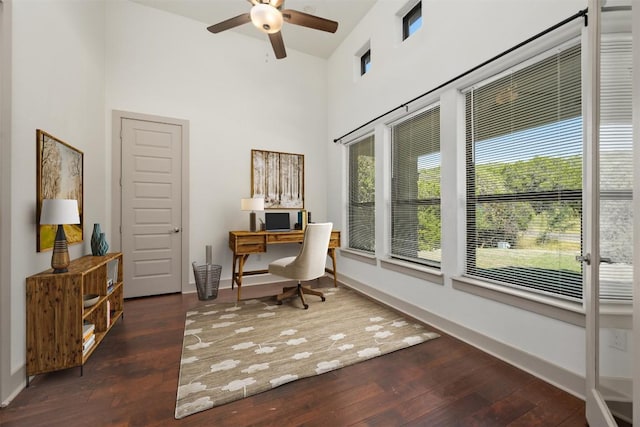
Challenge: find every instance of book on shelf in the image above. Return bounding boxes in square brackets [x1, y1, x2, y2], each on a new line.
[106, 300, 111, 325]
[82, 334, 96, 354]
[83, 322, 95, 342]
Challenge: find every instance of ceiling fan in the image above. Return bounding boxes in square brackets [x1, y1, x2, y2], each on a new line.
[206, 0, 339, 59]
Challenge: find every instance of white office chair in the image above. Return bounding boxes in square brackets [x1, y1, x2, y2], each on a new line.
[268, 222, 333, 309]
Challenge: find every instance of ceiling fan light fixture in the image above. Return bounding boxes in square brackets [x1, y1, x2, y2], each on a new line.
[250, 3, 283, 34]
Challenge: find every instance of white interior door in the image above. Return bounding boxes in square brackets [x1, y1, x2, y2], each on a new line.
[120, 117, 183, 298]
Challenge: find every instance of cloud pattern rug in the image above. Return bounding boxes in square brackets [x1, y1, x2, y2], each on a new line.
[175, 286, 439, 419]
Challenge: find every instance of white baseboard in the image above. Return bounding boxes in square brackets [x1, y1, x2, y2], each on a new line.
[338, 273, 586, 401]
[185, 273, 314, 294]
[1, 366, 26, 407]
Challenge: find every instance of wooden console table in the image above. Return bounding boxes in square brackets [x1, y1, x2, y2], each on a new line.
[228, 229, 341, 300]
[26, 253, 124, 379]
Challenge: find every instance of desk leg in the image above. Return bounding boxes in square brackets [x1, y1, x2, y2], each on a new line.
[329, 248, 338, 287]
[236, 254, 249, 301]
[231, 255, 238, 289]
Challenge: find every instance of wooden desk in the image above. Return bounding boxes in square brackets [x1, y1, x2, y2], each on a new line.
[228, 229, 341, 300]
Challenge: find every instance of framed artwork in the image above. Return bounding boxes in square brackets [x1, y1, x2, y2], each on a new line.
[251, 149, 304, 209]
[36, 129, 84, 252]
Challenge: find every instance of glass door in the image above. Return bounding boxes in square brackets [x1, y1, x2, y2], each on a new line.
[585, 1, 634, 425]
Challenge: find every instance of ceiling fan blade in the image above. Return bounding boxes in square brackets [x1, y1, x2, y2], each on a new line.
[281, 9, 338, 33]
[268, 32, 287, 59]
[207, 13, 251, 34]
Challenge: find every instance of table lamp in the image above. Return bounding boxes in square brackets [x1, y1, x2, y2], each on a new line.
[241, 197, 264, 232]
[40, 199, 80, 273]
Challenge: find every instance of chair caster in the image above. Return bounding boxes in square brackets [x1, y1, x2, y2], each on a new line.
[303, 304, 309, 309]
[321, 297, 326, 302]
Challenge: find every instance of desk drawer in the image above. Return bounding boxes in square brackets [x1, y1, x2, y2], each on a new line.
[268, 232, 304, 244]
[230, 234, 266, 254]
[329, 231, 341, 248]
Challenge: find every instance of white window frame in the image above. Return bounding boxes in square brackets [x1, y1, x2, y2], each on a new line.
[388, 102, 442, 269]
[346, 133, 376, 254]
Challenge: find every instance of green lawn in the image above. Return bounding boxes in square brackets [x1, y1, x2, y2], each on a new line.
[418, 246, 580, 273]
[475, 247, 580, 273]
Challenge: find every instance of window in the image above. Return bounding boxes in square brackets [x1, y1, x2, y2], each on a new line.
[348, 135, 375, 253]
[402, 2, 422, 40]
[464, 44, 583, 300]
[599, 36, 633, 301]
[360, 49, 371, 75]
[391, 105, 441, 267]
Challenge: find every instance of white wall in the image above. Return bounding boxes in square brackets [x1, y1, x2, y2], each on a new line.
[327, 0, 590, 394]
[105, 1, 330, 291]
[1, 0, 106, 404]
[0, 0, 13, 406]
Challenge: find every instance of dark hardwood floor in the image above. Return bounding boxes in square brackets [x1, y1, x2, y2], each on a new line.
[1, 279, 589, 427]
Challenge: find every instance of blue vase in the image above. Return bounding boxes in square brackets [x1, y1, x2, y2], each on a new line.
[96, 232, 109, 256]
[91, 223, 101, 255]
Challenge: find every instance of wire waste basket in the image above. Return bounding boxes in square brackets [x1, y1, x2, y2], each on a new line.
[192, 246, 221, 301]
[192, 262, 221, 301]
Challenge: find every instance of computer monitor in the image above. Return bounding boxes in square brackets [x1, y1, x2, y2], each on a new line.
[265, 212, 290, 232]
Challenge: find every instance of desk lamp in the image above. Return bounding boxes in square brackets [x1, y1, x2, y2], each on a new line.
[241, 197, 264, 232]
[40, 199, 80, 273]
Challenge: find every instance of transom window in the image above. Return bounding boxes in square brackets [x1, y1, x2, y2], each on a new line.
[402, 2, 422, 41]
[360, 49, 371, 76]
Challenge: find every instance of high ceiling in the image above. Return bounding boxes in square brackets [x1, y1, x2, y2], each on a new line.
[132, 0, 377, 58]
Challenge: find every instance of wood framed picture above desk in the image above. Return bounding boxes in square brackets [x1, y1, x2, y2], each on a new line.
[251, 149, 304, 209]
[228, 229, 340, 300]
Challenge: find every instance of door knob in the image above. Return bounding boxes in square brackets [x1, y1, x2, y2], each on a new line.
[173, 227, 181, 233]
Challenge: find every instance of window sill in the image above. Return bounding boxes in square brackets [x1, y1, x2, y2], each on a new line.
[380, 258, 444, 285]
[339, 248, 377, 265]
[452, 276, 633, 329]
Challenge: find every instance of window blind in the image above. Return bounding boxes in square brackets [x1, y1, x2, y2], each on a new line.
[465, 44, 583, 300]
[348, 135, 375, 253]
[391, 105, 441, 267]
[599, 36, 633, 301]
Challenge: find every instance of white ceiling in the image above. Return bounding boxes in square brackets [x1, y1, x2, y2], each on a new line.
[132, 0, 377, 58]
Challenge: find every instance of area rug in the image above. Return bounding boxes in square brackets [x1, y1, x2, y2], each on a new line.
[175, 286, 439, 419]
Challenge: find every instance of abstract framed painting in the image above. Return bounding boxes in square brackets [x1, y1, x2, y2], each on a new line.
[251, 149, 304, 209]
[36, 129, 84, 252]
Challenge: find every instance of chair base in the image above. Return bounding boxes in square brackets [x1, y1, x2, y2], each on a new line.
[276, 281, 325, 309]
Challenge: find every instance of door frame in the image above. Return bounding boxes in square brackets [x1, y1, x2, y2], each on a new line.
[111, 110, 190, 293]
[633, 2, 639, 425]
[583, 1, 616, 424]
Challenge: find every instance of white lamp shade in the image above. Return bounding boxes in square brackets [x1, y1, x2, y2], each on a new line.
[241, 198, 264, 211]
[40, 199, 80, 225]
[250, 3, 283, 34]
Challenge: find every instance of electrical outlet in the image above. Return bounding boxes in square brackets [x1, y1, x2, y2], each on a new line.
[608, 329, 627, 351]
